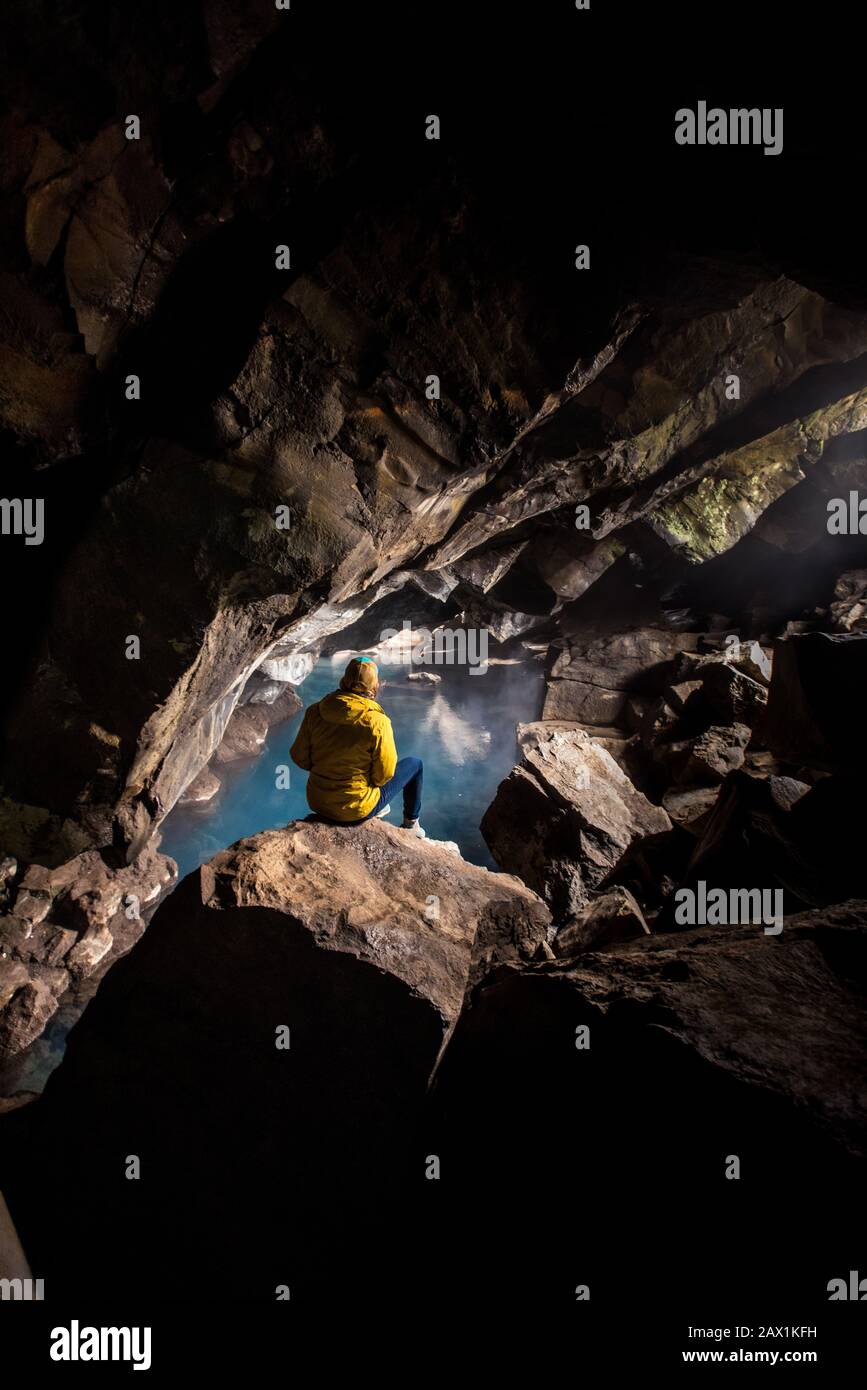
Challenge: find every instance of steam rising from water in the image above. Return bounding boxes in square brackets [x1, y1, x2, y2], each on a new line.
[161, 656, 544, 877]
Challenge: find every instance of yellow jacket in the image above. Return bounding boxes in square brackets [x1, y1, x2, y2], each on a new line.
[289, 690, 397, 821]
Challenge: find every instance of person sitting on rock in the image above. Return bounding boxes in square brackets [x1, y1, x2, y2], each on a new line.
[290, 655, 425, 837]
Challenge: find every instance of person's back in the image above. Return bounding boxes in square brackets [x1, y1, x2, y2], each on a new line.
[290, 656, 425, 835]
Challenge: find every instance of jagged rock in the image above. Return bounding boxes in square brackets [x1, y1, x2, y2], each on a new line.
[671, 722, 752, 785]
[694, 638, 773, 684]
[701, 664, 768, 724]
[112, 820, 549, 1026]
[410, 568, 460, 602]
[542, 678, 628, 725]
[240, 675, 287, 705]
[0, 858, 17, 911]
[258, 651, 318, 685]
[519, 719, 635, 774]
[442, 900, 867, 1165]
[0, 1091, 38, 1116]
[554, 887, 649, 957]
[0, 820, 549, 1296]
[830, 570, 867, 632]
[646, 387, 867, 563]
[743, 749, 784, 777]
[638, 697, 679, 750]
[550, 628, 701, 693]
[449, 541, 528, 595]
[545, 628, 700, 725]
[763, 632, 867, 771]
[178, 768, 222, 806]
[0, 273, 93, 459]
[8, 891, 51, 926]
[674, 654, 768, 724]
[260, 686, 303, 725]
[0, 967, 66, 1060]
[0, 844, 176, 1061]
[666, 679, 704, 713]
[212, 705, 269, 763]
[662, 784, 720, 836]
[458, 597, 548, 644]
[667, 770, 847, 927]
[524, 533, 624, 602]
[482, 723, 670, 917]
[431, 279, 867, 571]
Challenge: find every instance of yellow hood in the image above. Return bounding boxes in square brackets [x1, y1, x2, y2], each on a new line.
[289, 689, 398, 821]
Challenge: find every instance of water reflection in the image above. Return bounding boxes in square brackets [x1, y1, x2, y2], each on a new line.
[160, 658, 544, 878]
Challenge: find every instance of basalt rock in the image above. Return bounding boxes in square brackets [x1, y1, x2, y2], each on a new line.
[669, 721, 752, 785]
[697, 638, 773, 685]
[680, 658, 768, 726]
[763, 632, 867, 771]
[212, 685, 301, 764]
[0, 843, 176, 1063]
[544, 627, 700, 726]
[211, 703, 270, 763]
[661, 784, 720, 836]
[0, 820, 549, 1297]
[664, 769, 860, 928]
[554, 886, 649, 957]
[481, 722, 671, 917]
[830, 569, 867, 632]
[439, 899, 867, 1175]
[178, 767, 222, 806]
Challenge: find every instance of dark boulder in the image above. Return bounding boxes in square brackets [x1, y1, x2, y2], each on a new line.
[0, 820, 548, 1299]
[762, 632, 867, 772]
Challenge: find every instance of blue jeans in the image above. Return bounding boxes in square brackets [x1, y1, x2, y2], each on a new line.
[361, 756, 423, 822]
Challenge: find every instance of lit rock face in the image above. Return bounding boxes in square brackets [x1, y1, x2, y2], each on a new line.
[543, 628, 701, 725]
[481, 723, 671, 918]
[0, 843, 176, 1063]
[200, 819, 552, 998]
[553, 885, 649, 956]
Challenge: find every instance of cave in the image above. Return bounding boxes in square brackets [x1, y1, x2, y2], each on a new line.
[1, 0, 866, 1357]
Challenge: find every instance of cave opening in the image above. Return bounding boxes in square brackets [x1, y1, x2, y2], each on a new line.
[159, 642, 547, 880]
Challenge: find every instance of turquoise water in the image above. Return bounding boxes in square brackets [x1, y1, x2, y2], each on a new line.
[159, 657, 545, 880]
